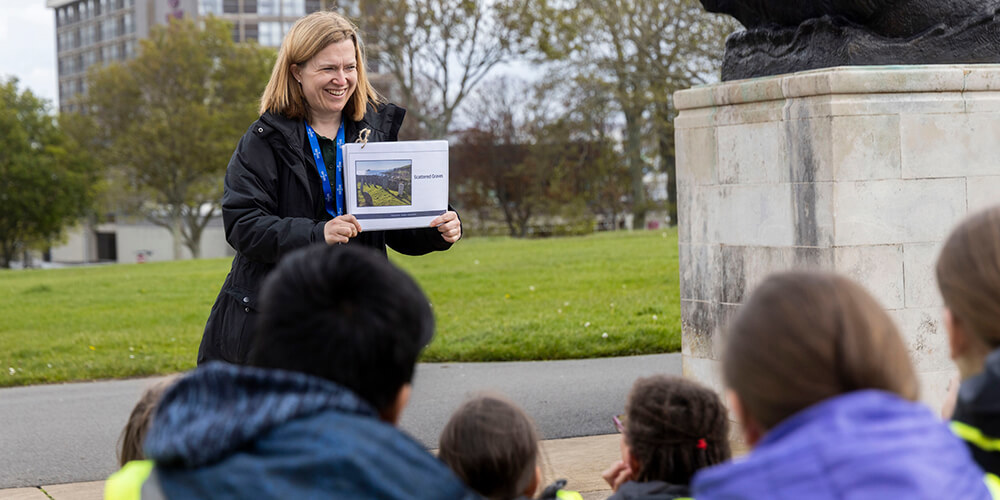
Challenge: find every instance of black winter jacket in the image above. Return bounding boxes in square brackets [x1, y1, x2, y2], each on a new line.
[952, 347, 1000, 476]
[607, 480, 691, 500]
[198, 104, 453, 364]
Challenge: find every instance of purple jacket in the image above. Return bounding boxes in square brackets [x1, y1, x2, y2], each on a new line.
[692, 390, 993, 499]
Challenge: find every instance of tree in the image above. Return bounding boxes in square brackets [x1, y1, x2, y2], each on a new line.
[452, 77, 623, 236]
[0, 78, 96, 268]
[507, 0, 731, 227]
[352, 0, 522, 139]
[84, 17, 274, 259]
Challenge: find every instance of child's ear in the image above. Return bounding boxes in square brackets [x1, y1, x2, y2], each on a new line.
[622, 443, 640, 477]
[945, 308, 968, 361]
[524, 465, 541, 498]
[379, 384, 412, 425]
[728, 390, 763, 448]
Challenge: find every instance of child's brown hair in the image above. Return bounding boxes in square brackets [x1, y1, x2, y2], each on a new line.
[624, 375, 730, 485]
[438, 394, 540, 500]
[936, 205, 1000, 348]
[117, 379, 173, 467]
[724, 271, 918, 431]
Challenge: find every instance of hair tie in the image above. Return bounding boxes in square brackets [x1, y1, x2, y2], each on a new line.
[697, 438, 707, 450]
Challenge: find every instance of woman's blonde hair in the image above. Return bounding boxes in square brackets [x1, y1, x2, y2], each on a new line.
[259, 11, 381, 121]
[936, 205, 1000, 348]
[724, 271, 918, 431]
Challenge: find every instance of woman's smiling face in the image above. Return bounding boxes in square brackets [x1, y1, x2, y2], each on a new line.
[291, 38, 358, 123]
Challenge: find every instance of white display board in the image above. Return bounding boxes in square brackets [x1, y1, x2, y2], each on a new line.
[343, 140, 449, 231]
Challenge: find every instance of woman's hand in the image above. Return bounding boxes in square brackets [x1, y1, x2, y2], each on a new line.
[430, 211, 462, 243]
[601, 460, 633, 492]
[324, 215, 362, 244]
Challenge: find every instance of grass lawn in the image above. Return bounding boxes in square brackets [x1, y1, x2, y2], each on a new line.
[0, 229, 680, 387]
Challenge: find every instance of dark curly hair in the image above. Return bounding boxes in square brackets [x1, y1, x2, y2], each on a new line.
[624, 375, 731, 485]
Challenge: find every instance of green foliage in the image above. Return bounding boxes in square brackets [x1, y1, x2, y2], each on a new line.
[84, 17, 275, 258]
[353, 0, 523, 138]
[360, 183, 410, 206]
[0, 230, 680, 386]
[503, 0, 734, 227]
[451, 77, 624, 236]
[0, 78, 96, 268]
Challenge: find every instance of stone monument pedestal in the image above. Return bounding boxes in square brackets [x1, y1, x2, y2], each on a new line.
[674, 65, 1000, 411]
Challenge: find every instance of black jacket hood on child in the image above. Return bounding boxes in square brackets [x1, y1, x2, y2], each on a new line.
[952, 347, 1000, 476]
[198, 104, 453, 365]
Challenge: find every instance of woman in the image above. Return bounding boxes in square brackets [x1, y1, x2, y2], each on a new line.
[692, 272, 994, 499]
[199, 11, 461, 365]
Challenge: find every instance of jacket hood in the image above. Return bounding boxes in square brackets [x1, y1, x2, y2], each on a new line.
[693, 390, 991, 499]
[145, 362, 377, 468]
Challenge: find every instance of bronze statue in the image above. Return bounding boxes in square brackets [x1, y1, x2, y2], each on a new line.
[702, 0, 1000, 80]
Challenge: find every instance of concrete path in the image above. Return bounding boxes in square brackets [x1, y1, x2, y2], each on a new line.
[0, 353, 681, 496]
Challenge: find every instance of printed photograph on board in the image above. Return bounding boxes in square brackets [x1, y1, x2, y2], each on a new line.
[356, 159, 413, 207]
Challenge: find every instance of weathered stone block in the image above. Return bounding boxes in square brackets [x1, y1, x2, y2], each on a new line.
[793, 182, 835, 247]
[891, 308, 952, 372]
[681, 300, 718, 358]
[715, 184, 794, 247]
[967, 176, 1000, 213]
[833, 179, 967, 246]
[717, 122, 788, 184]
[679, 243, 722, 302]
[786, 118, 835, 183]
[834, 245, 905, 310]
[831, 115, 902, 180]
[901, 113, 1000, 179]
[903, 242, 945, 309]
[675, 127, 717, 186]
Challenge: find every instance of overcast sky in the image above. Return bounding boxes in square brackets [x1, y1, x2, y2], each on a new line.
[1, 2, 58, 108]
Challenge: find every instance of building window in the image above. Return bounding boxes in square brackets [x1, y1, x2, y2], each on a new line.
[282, 0, 305, 16]
[305, 0, 321, 14]
[102, 18, 117, 40]
[200, 0, 223, 15]
[258, 0, 277, 15]
[223, 0, 239, 14]
[244, 22, 259, 41]
[244, 0, 258, 14]
[259, 21, 280, 46]
[231, 24, 241, 42]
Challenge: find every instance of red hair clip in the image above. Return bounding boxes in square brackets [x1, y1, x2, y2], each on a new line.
[697, 438, 707, 449]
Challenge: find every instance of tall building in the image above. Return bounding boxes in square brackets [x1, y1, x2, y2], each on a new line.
[45, 0, 345, 263]
[47, 0, 340, 113]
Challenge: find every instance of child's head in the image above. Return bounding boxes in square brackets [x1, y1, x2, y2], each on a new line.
[936, 205, 1000, 379]
[117, 379, 174, 467]
[621, 375, 730, 485]
[438, 395, 541, 500]
[724, 271, 918, 444]
[248, 245, 435, 424]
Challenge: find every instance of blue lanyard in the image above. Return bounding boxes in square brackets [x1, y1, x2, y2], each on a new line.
[304, 120, 345, 217]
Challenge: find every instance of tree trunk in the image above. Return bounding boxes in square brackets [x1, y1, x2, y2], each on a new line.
[624, 107, 646, 230]
[1, 243, 13, 269]
[170, 214, 184, 260]
[657, 108, 678, 227]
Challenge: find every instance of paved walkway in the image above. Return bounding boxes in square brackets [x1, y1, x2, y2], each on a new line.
[0, 354, 682, 498]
